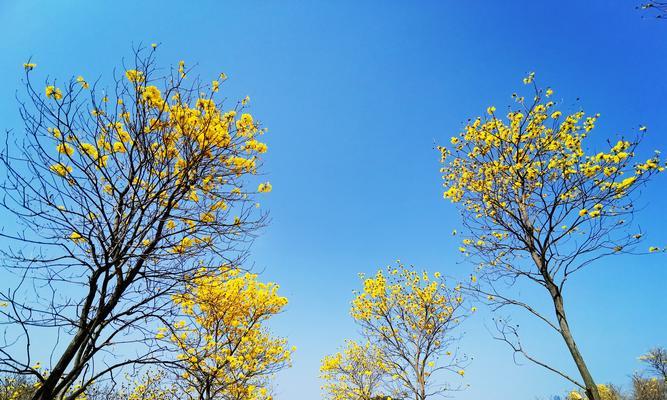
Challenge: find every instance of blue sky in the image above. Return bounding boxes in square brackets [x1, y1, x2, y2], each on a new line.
[1, 1, 666, 399]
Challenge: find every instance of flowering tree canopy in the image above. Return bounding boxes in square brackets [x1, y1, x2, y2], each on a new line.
[325, 264, 471, 400]
[159, 267, 293, 400]
[320, 340, 387, 400]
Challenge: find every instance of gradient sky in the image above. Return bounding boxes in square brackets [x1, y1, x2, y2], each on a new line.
[1, 1, 666, 399]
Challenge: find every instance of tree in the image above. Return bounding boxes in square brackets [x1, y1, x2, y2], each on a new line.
[0, 375, 34, 400]
[639, 348, 667, 382]
[158, 267, 292, 400]
[347, 264, 470, 400]
[0, 47, 272, 400]
[320, 340, 387, 400]
[111, 370, 177, 400]
[567, 384, 624, 400]
[631, 375, 666, 400]
[438, 73, 664, 400]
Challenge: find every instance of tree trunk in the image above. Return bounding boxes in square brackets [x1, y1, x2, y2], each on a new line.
[525, 230, 601, 400]
[551, 293, 601, 400]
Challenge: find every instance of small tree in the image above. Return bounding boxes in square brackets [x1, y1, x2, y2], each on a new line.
[639, 348, 667, 382]
[348, 263, 470, 400]
[320, 340, 387, 400]
[0, 48, 272, 399]
[158, 267, 292, 400]
[631, 375, 666, 400]
[567, 384, 624, 400]
[78, 370, 178, 400]
[0, 375, 34, 400]
[438, 74, 664, 400]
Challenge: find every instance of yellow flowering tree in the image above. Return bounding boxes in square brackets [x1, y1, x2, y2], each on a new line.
[631, 375, 667, 400]
[567, 384, 623, 400]
[631, 348, 667, 400]
[438, 75, 664, 400]
[320, 340, 387, 400]
[0, 376, 34, 400]
[347, 264, 470, 400]
[639, 347, 667, 382]
[0, 48, 272, 400]
[157, 267, 292, 400]
[110, 370, 177, 400]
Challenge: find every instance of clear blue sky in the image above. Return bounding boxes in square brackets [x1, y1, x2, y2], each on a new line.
[1, 1, 666, 399]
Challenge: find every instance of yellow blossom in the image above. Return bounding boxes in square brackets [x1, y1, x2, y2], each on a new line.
[57, 143, 74, 156]
[50, 163, 72, 177]
[45, 86, 63, 100]
[76, 76, 89, 89]
[125, 69, 145, 83]
[258, 182, 272, 193]
[69, 231, 85, 244]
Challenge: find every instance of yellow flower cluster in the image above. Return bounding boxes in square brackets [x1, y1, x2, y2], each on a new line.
[45, 64, 270, 254]
[114, 370, 177, 400]
[567, 384, 620, 400]
[45, 85, 63, 100]
[258, 182, 272, 193]
[76, 75, 89, 89]
[440, 92, 661, 204]
[49, 163, 72, 177]
[320, 264, 470, 400]
[163, 267, 292, 398]
[320, 340, 388, 400]
[125, 69, 144, 83]
[438, 79, 663, 256]
[351, 265, 461, 333]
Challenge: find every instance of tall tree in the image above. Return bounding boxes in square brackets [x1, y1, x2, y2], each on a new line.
[438, 74, 664, 400]
[0, 47, 272, 400]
